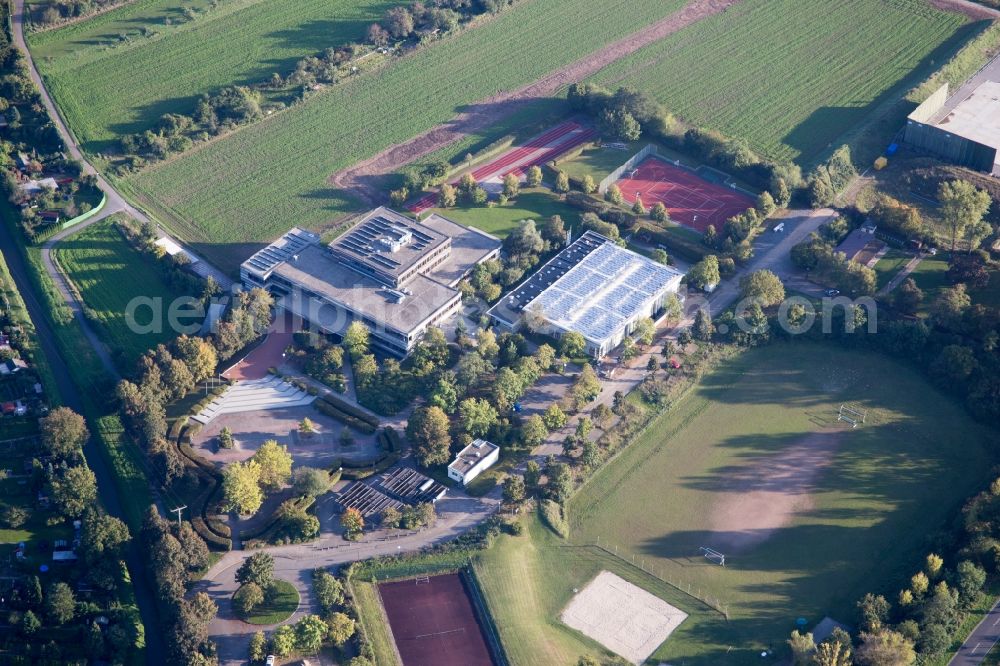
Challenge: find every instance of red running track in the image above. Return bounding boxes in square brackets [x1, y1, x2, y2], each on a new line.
[615, 156, 755, 233]
[408, 121, 593, 213]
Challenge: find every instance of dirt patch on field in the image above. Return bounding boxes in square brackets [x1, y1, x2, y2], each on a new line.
[329, 0, 743, 203]
[708, 430, 842, 553]
[928, 0, 1000, 20]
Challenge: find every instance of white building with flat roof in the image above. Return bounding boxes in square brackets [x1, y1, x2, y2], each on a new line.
[488, 231, 684, 358]
[240, 207, 501, 357]
[448, 439, 499, 486]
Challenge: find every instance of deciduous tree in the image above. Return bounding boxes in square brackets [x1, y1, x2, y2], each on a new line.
[406, 406, 452, 466]
[40, 407, 88, 459]
[223, 460, 264, 515]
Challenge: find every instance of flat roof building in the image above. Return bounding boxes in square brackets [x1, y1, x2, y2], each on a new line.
[448, 439, 499, 486]
[241, 207, 501, 357]
[488, 231, 684, 358]
[905, 77, 1000, 175]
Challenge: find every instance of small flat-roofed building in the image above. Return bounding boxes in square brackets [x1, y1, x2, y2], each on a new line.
[836, 228, 885, 267]
[241, 207, 500, 357]
[488, 231, 684, 358]
[448, 439, 499, 486]
[905, 79, 1000, 175]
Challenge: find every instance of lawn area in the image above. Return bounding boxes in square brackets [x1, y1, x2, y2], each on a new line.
[909, 254, 950, 313]
[236, 580, 300, 625]
[53, 217, 195, 369]
[589, 0, 970, 165]
[472, 514, 736, 665]
[119, 0, 690, 273]
[430, 189, 581, 239]
[29, 0, 395, 152]
[352, 580, 399, 666]
[567, 342, 996, 663]
[873, 247, 911, 291]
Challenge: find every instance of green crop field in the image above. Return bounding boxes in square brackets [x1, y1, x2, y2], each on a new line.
[589, 0, 970, 164]
[29, 0, 394, 152]
[566, 343, 995, 663]
[118, 0, 690, 273]
[53, 218, 194, 367]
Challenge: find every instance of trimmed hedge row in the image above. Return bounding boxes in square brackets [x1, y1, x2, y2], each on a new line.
[320, 394, 380, 427]
[338, 451, 403, 480]
[175, 426, 232, 550]
[240, 495, 315, 544]
[315, 400, 377, 434]
[383, 426, 404, 452]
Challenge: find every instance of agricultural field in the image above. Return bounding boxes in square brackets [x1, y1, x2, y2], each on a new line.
[52, 218, 194, 368]
[568, 343, 996, 663]
[119, 0, 691, 273]
[29, 0, 394, 152]
[589, 0, 971, 164]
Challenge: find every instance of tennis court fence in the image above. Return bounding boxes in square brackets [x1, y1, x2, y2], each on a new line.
[598, 143, 658, 194]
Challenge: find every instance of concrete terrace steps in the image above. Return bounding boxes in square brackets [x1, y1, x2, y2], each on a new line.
[191, 375, 316, 424]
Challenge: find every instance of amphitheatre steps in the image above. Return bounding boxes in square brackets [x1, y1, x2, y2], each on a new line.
[191, 376, 315, 424]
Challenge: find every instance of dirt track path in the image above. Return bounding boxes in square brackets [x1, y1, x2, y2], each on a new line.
[330, 0, 742, 203]
[930, 0, 1000, 20]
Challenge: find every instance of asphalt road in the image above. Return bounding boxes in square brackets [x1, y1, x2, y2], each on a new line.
[950, 598, 1000, 666]
[0, 220, 166, 664]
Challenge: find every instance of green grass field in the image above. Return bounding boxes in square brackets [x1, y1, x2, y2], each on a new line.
[567, 343, 996, 663]
[430, 189, 580, 239]
[53, 218, 194, 368]
[589, 0, 969, 164]
[472, 515, 737, 665]
[873, 248, 911, 291]
[117, 0, 689, 273]
[29, 0, 394, 151]
[235, 580, 299, 625]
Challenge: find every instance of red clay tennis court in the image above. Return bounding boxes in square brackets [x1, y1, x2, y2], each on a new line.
[615, 156, 756, 233]
[378, 573, 496, 666]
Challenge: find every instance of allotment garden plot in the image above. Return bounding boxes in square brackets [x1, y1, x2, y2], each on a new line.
[568, 343, 996, 663]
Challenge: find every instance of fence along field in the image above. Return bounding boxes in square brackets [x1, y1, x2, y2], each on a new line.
[589, 0, 969, 164]
[29, 0, 395, 151]
[567, 343, 996, 663]
[122, 0, 690, 273]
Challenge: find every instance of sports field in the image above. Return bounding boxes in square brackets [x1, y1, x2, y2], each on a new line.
[567, 343, 996, 662]
[117, 0, 689, 273]
[379, 573, 495, 666]
[28, 0, 393, 151]
[590, 0, 970, 163]
[53, 218, 196, 368]
[429, 190, 580, 239]
[614, 156, 755, 232]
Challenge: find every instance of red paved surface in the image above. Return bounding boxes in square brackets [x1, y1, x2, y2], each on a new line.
[409, 121, 597, 213]
[221, 311, 297, 381]
[615, 156, 755, 233]
[379, 573, 495, 666]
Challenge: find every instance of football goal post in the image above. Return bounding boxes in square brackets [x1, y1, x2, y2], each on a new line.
[699, 546, 726, 566]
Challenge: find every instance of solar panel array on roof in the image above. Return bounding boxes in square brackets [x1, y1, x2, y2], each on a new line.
[243, 228, 319, 277]
[336, 481, 404, 518]
[375, 467, 447, 504]
[526, 237, 682, 344]
[503, 231, 605, 313]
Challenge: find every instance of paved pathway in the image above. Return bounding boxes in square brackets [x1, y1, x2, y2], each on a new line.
[877, 253, 923, 298]
[950, 597, 1000, 666]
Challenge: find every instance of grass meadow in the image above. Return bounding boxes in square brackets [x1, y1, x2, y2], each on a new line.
[429, 189, 581, 239]
[29, 0, 394, 151]
[53, 218, 192, 368]
[566, 343, 995, 663]
[589, 0, 970, 164]
[118, 0, 690, 272]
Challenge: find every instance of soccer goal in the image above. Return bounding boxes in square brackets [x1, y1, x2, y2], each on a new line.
[414, 575, 430, 585]
[838, 404, 868, 428]
[699, 546, 726, 566]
